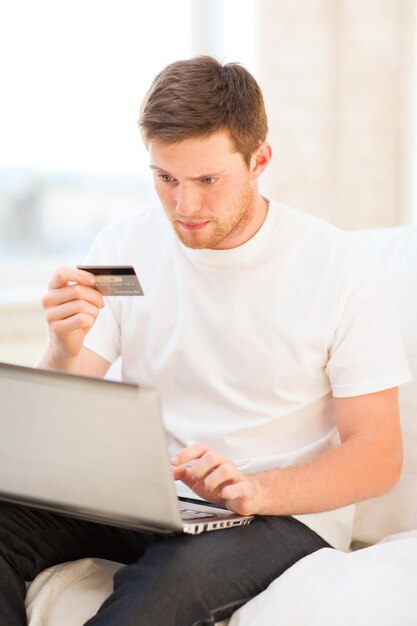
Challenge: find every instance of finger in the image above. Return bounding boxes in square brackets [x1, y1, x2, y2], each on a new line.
[172, 465, 195, 484]
[221, 481, 250, 501]
[43, 284, 104, 310]
[172, 466, 196, 489]
[204, 463, 240, 492]
[190, 449, 226, 481]
[45, 300, 102, 324]
[171, 443, 208, 467]
[50, 313, 96, 336]
[172, 466, 186, 481]
[48, 266, 96, 290]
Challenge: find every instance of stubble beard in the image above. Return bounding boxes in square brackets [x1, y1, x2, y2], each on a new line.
[170, 189, 255, 250]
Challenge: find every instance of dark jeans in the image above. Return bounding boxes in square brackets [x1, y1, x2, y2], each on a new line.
[0, 502, 330, 626]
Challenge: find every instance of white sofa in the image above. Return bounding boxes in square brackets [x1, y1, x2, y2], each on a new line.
[25, 224, 417, 625]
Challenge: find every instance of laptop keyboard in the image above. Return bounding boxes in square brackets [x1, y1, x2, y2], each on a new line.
[180, 507, 216, 521]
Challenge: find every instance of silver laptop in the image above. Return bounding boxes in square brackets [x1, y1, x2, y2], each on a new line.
[0, 361, 253, 535]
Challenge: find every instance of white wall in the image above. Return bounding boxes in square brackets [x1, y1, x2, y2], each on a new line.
[258, 0, 417, 229]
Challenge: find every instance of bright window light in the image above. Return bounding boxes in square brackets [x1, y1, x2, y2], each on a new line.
[0, 0, 193, 266]
[0, 0, 193, 174]
[0, 0, 260, 274]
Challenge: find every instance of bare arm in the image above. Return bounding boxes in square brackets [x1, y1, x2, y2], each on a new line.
[172, 387, 402, 516]
[37, 266, 111, 378]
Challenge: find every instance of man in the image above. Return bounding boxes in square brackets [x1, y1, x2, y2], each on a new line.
[0, 56, 412, 626]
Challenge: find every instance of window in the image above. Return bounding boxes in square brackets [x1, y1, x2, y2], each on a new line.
[0, 0, 193, 275]
[0, 0, 260, 287]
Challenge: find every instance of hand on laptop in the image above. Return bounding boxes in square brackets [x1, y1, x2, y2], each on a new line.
[41, 266, 105, 362]
[171, 443, 262, 516]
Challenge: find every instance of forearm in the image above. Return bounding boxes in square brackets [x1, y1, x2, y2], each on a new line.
[252, 434, 403, 516]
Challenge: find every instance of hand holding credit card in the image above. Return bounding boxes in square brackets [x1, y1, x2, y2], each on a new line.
[77, 266, 144, 296]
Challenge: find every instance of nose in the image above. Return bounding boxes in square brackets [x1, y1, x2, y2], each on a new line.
[175, 183, 201, 217]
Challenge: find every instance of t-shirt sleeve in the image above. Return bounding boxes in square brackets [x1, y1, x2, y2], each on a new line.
[81, 232, 122, 364]
[325, 258, 413, 397]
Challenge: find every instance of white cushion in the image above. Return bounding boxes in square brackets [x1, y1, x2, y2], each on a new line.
[227, 531, 417, 626]
[25, 558, 122, 626]
[347, 225, 417, 544]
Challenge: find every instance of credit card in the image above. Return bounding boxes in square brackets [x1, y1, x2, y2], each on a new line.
[77, 265, 144, 296]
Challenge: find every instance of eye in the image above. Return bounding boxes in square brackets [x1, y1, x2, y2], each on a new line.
[201, 177, 216, 185]
[158, 174, 174, 183]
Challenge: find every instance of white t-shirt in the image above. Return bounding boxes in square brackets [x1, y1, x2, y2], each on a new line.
[83, 201, 412, 551]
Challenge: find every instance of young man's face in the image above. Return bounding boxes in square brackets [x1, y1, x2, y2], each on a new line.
[148, 131, 270, 250]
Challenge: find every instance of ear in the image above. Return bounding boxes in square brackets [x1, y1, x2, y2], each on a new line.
[250, 142, 272, 180]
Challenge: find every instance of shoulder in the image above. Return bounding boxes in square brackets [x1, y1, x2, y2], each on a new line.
[272, 201, 347, 248]
[272, 201, 377, 280]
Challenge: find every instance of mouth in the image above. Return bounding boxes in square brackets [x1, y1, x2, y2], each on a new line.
[178, 220, 210, 231]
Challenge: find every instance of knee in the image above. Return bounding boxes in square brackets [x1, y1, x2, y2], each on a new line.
[117, 539, 202, 589]
[109, 544, 212, 626]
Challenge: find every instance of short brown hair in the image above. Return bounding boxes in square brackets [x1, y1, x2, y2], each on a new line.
[139, 56, 268, 166]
